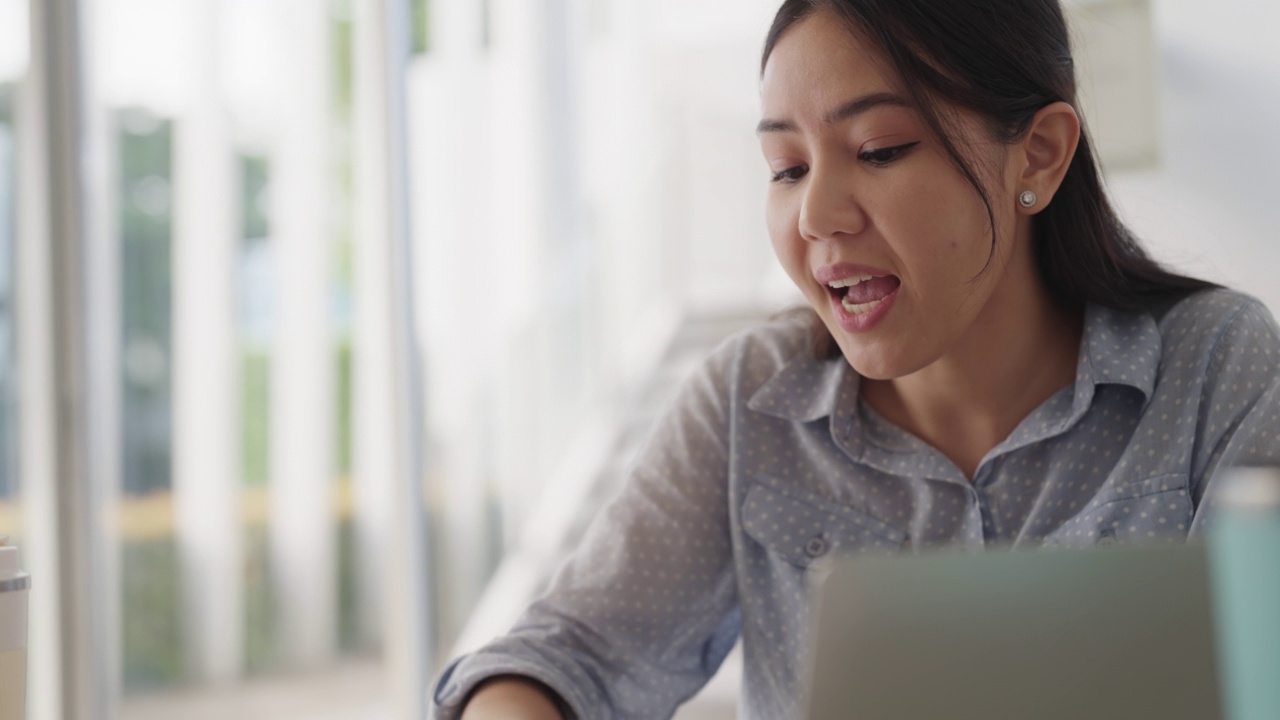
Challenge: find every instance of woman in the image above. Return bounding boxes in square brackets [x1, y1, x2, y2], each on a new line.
[432, 1, 1280, 717]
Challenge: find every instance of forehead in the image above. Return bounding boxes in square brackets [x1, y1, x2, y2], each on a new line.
[760, 10, 900, 117]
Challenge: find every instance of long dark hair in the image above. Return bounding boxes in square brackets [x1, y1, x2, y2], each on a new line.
[763, 0, 1215, 316]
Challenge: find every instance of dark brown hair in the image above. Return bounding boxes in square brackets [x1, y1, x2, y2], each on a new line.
[763, 0, 1215, 321]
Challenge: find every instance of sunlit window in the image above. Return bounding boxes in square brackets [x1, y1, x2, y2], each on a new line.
[0, 4, 23, 546]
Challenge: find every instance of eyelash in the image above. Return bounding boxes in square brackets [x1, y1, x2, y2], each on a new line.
[769, 141, 921, 183]
[861, 141, 920, 167]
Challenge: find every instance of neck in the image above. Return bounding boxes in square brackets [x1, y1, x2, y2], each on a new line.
[863, 258, 1083, 480]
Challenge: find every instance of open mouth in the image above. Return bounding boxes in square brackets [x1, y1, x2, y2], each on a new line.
[826, 274, 902, 316]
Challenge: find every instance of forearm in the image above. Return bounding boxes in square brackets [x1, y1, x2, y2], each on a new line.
[461, 676, 568, 720]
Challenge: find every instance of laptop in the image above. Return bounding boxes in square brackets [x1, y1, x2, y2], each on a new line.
[804, 544, 1223, 719]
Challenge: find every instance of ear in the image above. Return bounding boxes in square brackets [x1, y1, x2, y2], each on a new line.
[1015, 101, 1080, 214]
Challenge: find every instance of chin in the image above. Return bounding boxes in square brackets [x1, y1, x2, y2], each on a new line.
[833, 339, 921, 381]
[847, 360, 901, 381]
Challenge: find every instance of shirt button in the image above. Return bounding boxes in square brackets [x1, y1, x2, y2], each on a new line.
[1098, 534, 1118, 547]
[805, 536, 829, 559]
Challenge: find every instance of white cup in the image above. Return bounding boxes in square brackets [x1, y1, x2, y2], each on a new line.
[0, 537, 29, 720]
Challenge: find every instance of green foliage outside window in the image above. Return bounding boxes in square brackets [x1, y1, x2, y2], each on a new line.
[333, 1, 355, 114]
[122, 536, 184, 688]
[0, 82, 17, 506]
[413, 0, 430, 55]
[241, 351, 271, 487]
[119, 109, 174, 497]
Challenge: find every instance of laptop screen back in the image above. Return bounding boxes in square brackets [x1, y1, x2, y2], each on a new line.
[805, 544, 1222, 720]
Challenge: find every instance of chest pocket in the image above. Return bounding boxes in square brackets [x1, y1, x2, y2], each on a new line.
[740, 480, 907, 568]
[1044, 474, 1194, 548]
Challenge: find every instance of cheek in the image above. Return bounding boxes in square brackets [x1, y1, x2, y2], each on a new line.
[880, 190, 991, 300]
[899, 181, 988, 259]
[765, 196, 803, 271]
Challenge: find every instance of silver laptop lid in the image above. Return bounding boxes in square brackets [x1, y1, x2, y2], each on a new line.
[805, 544, 1222, 720]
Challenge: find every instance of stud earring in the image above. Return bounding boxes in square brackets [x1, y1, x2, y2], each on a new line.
[1018, 190, 1038, 208]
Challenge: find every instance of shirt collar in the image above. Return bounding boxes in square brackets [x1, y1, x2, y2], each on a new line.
[746, 346, 849, 423]
[746, 302, 1163, 425]
[1075, 302, 1162, 402]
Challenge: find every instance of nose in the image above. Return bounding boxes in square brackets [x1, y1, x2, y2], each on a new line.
[797, 164, 868, 242]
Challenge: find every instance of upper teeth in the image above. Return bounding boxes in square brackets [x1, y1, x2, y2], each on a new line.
[827, 274, 873, 289]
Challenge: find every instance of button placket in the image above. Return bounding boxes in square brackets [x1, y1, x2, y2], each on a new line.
[804, 535, 829, 559]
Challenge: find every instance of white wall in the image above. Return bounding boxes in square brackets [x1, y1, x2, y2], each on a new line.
[1109, 0, 1280, 313]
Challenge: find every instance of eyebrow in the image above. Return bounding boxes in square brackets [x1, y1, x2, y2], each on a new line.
[756, 92, 911, 134]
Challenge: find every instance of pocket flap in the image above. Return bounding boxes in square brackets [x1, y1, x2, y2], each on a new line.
[1044, 474, 1193, 548]
[1094, 474, 1186, 505]
[741, 480, 907, 567]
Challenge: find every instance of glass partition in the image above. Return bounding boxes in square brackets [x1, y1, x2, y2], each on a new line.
[84, 0, 373, 711]
[0, 0, 27, 544]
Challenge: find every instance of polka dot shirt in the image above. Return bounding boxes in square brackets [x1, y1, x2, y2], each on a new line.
[430, 289, 1280, 720]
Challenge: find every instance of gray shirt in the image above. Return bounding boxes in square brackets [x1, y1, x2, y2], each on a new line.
[429, 288, 1280, 719]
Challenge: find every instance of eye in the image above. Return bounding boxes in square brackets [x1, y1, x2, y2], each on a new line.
[858, 141, 920, 167]
[770, 165, 808, 184]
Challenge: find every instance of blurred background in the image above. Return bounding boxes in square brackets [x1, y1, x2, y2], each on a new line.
[0, 0, 1277, 718]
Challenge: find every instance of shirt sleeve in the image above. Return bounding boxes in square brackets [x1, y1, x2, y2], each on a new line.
[428, 337, 743, 719]
[1188, 297, 1280, 534]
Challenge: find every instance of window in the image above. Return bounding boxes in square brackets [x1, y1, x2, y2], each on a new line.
[0, 3, 25, 546]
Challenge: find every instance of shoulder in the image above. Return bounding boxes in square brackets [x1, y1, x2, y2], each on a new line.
[1155, 288, 1280, 366]
[1156, 287, 1274, 328]
[702, 307, 822, 390]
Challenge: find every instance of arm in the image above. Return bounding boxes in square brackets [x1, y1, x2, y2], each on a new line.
[461, 677, 567, 720]
[430, 332, 749, 720]
[1188, 298, 1280, 532]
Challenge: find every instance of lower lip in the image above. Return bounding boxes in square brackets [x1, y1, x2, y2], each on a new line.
[829, 285, 899, 333]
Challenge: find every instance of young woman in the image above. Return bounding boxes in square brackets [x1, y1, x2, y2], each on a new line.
[432, 1, 1280, 717]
